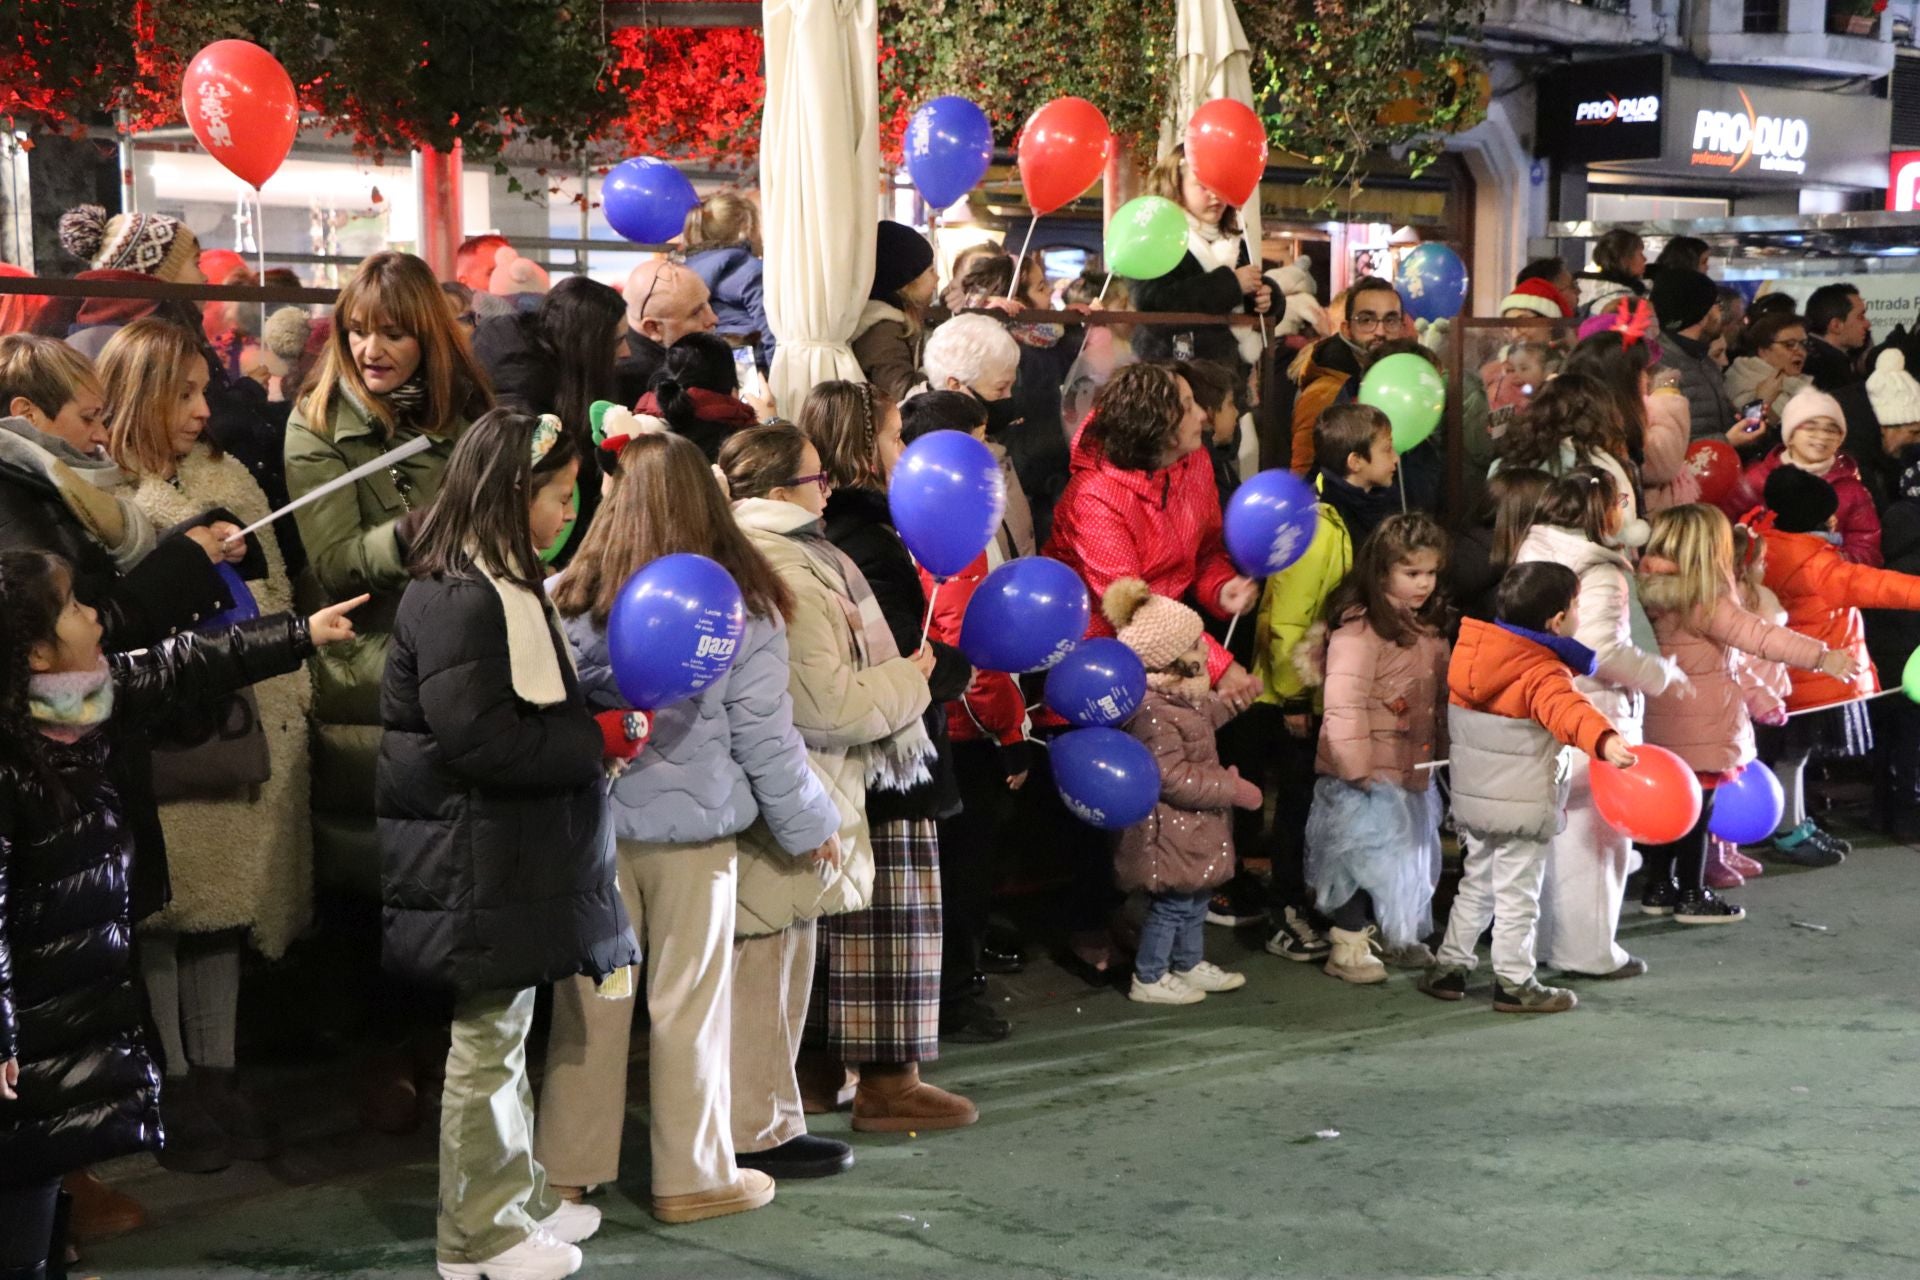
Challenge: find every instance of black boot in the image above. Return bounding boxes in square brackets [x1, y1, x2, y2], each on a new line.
[195, 1067, 280, 1162]
[156, 1073, 231, 1174]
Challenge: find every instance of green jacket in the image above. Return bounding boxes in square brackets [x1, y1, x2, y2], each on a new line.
[284, 386, 462, 892]
[1252, 479, 1352, 711]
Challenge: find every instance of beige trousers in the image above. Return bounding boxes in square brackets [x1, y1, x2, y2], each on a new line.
[535, 836, 737, 1197]
[730, 920, 815, 1155]
[438, 986, 559, 1263]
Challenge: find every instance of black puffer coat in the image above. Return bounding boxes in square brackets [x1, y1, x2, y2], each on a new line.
[823, 487, 969, 824]
[377, 574, 638, 994]
[0, 615, 313, 1184]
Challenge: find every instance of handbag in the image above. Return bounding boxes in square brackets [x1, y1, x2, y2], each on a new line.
[148, 564, 273, 801]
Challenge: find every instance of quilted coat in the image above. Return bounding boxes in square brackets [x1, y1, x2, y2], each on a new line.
[1046, 422, 1238, 686]
[376, 574, 636, 995]
[1638, 562, 1826, 775]
[1446, 619, 1617, 840]
[1115, 685, 1240, 895]
[732, 498, 931, 935]
[0, 615, 312, 1184]
[1758, 525, 1920, 710]
[565, 610, 838, 854]
[286, 383, 467, 897]
[1722, 450, 1882, 567]
[1314, 612, 1449, 790]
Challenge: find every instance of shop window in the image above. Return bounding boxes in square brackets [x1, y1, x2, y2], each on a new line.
[1743, 0, 1783, 31]
[1826, 0, 1881, 35]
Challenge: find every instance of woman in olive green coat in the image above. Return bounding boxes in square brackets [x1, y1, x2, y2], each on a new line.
[285, 251, 491, 902]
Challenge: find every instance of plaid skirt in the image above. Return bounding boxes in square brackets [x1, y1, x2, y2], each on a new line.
[806, 817, 943, 1064]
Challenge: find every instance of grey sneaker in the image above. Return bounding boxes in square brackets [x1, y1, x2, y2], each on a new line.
[1492, 976, 1578, 1014]
[1419, 964, 1469, 1001]
[1375, 939, 1437, 970]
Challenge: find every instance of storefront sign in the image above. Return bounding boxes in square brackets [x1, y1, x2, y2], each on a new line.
[1541, 55, 1889, 189]
[1888, 151, 1920, 211]
[1761, 275, 1920, 339]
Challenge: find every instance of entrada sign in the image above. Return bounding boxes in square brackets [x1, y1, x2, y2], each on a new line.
[1689, 89, 1809, 175]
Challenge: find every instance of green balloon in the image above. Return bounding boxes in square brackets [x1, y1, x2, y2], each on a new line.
[1358, 352, 1446, 453]
[1106, 196, 1189, 281]
[1903, 645, 1920, 703]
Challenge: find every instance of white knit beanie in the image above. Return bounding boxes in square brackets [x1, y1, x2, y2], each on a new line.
[1867, 348, 1920, 428]
[1102, 578, 1203, 672]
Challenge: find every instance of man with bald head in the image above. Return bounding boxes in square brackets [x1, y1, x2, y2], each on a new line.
[615, 257, 720, 405]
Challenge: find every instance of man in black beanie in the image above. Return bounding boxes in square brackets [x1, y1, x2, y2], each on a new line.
[1764, 462, 1841, 535]
[1652, 267, 1736, 443]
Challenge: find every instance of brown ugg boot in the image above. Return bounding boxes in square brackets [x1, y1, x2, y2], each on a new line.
[796, 1050, 857, 1115]
[61, 1170, 144, 1242]
[850, 1062, 978, 1134]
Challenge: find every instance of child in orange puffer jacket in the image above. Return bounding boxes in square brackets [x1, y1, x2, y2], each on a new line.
[1750, 466, 1920, 865]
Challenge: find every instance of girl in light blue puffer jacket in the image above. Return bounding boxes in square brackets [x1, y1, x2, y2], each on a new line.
[534, 429, 843, 1224]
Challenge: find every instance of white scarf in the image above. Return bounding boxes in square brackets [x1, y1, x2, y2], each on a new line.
[1183, 211, 1265, 367]
[477, 558, 571, 706]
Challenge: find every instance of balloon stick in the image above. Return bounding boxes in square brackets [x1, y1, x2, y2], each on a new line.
[254, 187, 269, 334]
[920, 579, 941, 651]
[1007, 218, 1040, 300]
[1397, 465, 1408, 513]
[223, 434, 434, 543]
[1097, 273, 1113, 305]
[1245, 229, 1269, 347]
[1223, 613, 1241, 650]
[1784, 688, 1902, 718]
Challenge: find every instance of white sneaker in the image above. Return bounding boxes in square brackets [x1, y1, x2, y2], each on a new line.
[1129, 973, 1206, 1005]
[534, 1199, 601, 1245]
[1172, 961, 1246, 993]
[438, 1229, 582, 1280]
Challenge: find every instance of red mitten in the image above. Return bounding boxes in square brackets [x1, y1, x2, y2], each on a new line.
[596, 709, 652, 762]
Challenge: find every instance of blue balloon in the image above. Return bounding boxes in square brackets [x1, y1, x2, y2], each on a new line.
[203, 562, 260, 631]
[1708, 760, 1784, 845]
[1044, 637, 1146, 728]
[607, 553, 746, 710]
[1223, 469, 1320, 578]
[888, 430, 1006, 578]
[1397, 242, 1470, 323]
[1050, 727, 1160, 830]
[905, 96, 994, 210]
[959, 557, 1089, 674]
[603, 156, 699, 246]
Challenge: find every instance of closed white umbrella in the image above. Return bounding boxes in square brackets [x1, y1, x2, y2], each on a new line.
[761, 0, 880, 413]
[1161, 0, 1263, 256]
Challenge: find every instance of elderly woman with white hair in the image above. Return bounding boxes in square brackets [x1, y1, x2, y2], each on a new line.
[925, 313, 1070, 540]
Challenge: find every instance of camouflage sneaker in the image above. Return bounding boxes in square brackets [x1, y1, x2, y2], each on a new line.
[1492, 976, 1578, 1014]
[1419, 964, 1469, 1001]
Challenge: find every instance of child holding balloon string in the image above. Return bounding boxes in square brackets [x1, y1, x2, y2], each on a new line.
[1710, 525, 1788, 888]
[1299, 513, 1453, 986]
[1635, 502, 1852, 925]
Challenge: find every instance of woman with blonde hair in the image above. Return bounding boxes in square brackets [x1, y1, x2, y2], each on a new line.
[1131, 145, 1272, 379]
[284, 249, 492, 1132]
[97, 316, 314, 1173]
[683, 189, 772, 368]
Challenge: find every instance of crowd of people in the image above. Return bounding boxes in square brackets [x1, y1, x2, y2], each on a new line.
[4, 174, 1920, 1280]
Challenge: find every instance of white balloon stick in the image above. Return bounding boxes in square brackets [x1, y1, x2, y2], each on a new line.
[223, 434, 435, 543]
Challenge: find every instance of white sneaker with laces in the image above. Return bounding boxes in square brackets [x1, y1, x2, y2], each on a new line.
[1129, 973, 1206, 1005]
[535, 1199, 601, 1245]
[437, 1229, 583, 1280]
[1172, 961, 1246, 993]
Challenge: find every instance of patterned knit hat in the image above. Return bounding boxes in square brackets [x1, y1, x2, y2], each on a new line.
[1103, 578, 1203, 671]
[1499, 277, 1570, 320]
[58, 204, 201, 282]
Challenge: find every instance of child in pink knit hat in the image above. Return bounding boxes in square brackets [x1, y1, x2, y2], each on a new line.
[1105, 578, 1262, 1005]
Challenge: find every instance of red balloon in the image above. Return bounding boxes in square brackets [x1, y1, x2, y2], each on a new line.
[1590, 744, 1702, 845]
[1017, 97, 1111, 217]
[1685, 439, 1740, 507]
[1184, 99, 1269, 209]
[182, 40, 299, 190]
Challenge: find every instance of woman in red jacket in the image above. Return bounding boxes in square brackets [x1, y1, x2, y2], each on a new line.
[1045, 362, 1261, 707]
[1753, 466, 1920, 863]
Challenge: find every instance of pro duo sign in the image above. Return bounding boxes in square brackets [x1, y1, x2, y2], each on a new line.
[1575, 95, 1660, 126]
[1689, 89, 1809, 176]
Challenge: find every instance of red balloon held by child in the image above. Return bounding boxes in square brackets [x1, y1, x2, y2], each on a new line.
[1685, 440, 1740, 507]
[1590, 743, 1702, 845]
[1016, 97, 1112, 217]
[181, 40, 300, 190]
[1183, 99, 1269, 209]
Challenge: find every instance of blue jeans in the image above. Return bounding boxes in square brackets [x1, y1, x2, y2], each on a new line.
[1135, 889, 1210, 983]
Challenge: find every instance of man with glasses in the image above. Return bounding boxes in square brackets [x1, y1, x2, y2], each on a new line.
[615, 258, 721, 405]
[1286, 275, 1405, 475]
[1651, 268, 1736, 446]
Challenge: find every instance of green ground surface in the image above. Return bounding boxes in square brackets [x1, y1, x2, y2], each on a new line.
[88, 836, 1920, 1279]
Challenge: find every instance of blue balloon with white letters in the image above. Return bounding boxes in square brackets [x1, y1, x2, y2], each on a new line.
[889, 429, 1006, 579]
[608, 553, 746, 710]
[603, 156, 699, 246]
[1044, 637, 1146, 728]
[905, 96, 994, 210]
[1708, 759, 1784, 845]
[959, 556, 1090, 674]
[1223, 468, 1319, 578]
[1397, 242, 1470, 323]
[1051, 727, 1160, 830]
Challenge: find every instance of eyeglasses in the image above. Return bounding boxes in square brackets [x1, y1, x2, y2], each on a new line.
[633, 257, 686, 321]
[783, 471, 831, 496]
[1349, 311, 1404, 333]
[1770, 338, 1808, 351]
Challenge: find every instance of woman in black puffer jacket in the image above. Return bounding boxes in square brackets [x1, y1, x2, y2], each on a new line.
[0, 549, 355, 1275]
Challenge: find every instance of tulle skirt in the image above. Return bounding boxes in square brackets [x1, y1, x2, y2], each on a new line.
[1304, 776, 1442, 948]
